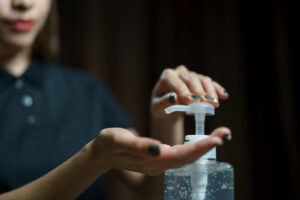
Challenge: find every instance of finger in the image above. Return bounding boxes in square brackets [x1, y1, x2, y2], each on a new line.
[178, 72, 206, 100]
[152, 91, 179, 114]
[187, 127, 232, 162]
[176, 65, 206, 102]
[118, 126, 232, 174]
[155, 69, 193, 104]
[165, 76, 194, 104]
[158, 127, 231, 162]
[209, 126, 232, 141]
[175, 64, 189, 72]
[158, 140, 218, 164]
[213, 81, 229, 100]
[199, 75, 219, 107]
[114, 132, 162, 158]
[147, 141, 215, 171]
[126, 131, 227, 175]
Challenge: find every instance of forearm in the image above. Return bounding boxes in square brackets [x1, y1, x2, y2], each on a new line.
[150, 112, 184, 145]
[0, 141, 108, 200]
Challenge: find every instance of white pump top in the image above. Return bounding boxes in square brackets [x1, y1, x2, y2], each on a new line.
[165, 102, 216, 159]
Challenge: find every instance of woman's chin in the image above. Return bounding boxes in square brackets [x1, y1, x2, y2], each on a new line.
[1, 34, 35, 49]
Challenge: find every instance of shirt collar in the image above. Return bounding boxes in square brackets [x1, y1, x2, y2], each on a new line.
[0, 56, 44, 88]
[22, 56, 44, 86]
[0, 67, 14, 87]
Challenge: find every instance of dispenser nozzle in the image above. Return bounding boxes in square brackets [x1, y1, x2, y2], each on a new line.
[165, 105, 189, 114]
[165, 102, 215, 135]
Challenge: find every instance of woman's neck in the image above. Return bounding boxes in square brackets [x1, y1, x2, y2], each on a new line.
[1, 47, 32, 77]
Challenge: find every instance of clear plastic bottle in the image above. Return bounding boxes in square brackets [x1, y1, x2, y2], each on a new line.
[164, 102, 234, 200]
[164, 155, 234, 200]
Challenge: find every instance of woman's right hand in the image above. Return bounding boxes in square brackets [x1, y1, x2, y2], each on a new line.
[87, 127, 231, 176]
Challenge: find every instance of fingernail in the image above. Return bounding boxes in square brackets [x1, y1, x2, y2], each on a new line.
[191, 94, 200, 99]
[148, 144, 160, 156]
[204, 94, 214, 100]
[224, 90, 229, 95]
[222, 135, 231, 144]
[168, 92, 176, 103]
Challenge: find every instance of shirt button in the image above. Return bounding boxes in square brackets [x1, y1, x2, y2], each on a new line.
[15, 79, 23, 89]
[22, 95, 33, 107]
[27, 115, 37, 125]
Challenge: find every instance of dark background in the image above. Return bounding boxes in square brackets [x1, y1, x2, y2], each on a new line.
[56, 0, 299, 199]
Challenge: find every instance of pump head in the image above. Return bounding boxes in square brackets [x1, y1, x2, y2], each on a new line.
[165, 102, 214, 116]
[165, 102, 215, 135]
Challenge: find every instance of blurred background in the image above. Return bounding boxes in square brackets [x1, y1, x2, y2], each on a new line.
[56, 0, 299, 199]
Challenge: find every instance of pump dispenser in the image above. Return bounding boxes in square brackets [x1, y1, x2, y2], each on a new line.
[164, 102, 234, 200]
[165, 102, 216, 160]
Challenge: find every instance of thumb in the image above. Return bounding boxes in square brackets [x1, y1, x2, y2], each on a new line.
[193, 127, 232, 150]
[152, 92, 179, 115]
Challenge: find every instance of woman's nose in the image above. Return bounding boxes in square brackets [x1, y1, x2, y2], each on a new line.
[11, 0, 34, 11]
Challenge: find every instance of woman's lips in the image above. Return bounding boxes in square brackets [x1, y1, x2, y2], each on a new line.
[10, 20, 34, 32]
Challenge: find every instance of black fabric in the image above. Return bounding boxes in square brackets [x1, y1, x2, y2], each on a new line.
[0, 57, 130, 199]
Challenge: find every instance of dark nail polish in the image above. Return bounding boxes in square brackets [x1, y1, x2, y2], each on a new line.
[204, 94, 213, 100]
[148, 144, 160, 156]
[222, 135, 231, 144]
[224, 90, 229, 95]
[191, 94, 200, 99]
[168, 92, 176, 103]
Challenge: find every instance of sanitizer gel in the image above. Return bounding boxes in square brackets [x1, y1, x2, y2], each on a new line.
[164, 102, 234, 200]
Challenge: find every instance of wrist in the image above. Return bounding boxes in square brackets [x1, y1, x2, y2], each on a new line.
[150, 111, 184, 145]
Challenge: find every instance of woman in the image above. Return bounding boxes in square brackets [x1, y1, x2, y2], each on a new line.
[0, 0, 231, 199]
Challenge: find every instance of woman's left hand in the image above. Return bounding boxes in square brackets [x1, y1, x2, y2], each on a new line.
[151, 65, 229, 117]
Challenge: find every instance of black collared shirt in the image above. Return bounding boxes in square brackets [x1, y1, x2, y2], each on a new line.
[0, 57, 130, 199]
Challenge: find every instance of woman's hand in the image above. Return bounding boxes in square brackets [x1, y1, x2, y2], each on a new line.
[88, 127, 231, 176]
[151, 65, 229, 117]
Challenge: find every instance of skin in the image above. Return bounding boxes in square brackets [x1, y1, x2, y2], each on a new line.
[0, 0, 51, 76]
[0, 0, 231, 199]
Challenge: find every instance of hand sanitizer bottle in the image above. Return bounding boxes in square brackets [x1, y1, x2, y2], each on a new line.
[164, 102, 234, 200]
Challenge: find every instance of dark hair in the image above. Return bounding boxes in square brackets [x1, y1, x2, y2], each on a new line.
[33, 0, 59, 60]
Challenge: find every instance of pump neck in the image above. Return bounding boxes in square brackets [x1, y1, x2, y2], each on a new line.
[195, 113, 205, 135]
